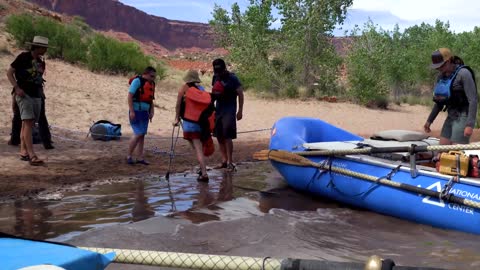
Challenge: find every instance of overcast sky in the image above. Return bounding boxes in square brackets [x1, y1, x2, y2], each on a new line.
[119, 0, 480, 35]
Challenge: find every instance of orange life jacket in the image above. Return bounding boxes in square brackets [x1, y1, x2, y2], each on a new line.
[129, 75, 155, 103]
[182, 86, 212, 123]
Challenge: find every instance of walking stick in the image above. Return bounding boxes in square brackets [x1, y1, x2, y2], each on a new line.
[165, 124, 180, 181]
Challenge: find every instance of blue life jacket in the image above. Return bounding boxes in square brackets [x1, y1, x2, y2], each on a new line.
[433, 65, 464, 102]
[433, 65, 477, 109]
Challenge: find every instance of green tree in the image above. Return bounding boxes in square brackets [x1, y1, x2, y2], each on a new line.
[210, 0, 353, 98]
[275, 0, 352, 95]
[346, 21, 390, 107]
[210, 1, 276, 92]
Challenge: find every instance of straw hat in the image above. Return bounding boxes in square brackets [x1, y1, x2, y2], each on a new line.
[25, 36, 50, 48]
[183, 69, 201, 83]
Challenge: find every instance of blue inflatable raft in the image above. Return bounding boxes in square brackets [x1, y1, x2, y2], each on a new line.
[1, 234, 115, 270]
[269, 117, 480, 235]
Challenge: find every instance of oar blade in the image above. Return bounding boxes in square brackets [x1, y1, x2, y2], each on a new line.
[268, 150, 317, 167]
[253, 150, 270, 161]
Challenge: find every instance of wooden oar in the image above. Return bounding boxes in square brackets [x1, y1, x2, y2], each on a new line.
[255, 143, 480, 158]
[255, 150, 480, 210]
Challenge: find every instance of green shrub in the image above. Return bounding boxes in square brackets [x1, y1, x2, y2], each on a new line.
[87, 34, 153, 74]
[5, 14, 36, 48]
[5, 13, 166, 76]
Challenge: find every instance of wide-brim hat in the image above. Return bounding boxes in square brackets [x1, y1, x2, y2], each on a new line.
[431, 47, 452, 69]
[183, 69, 201, 83]
[25, 36, 50, 48]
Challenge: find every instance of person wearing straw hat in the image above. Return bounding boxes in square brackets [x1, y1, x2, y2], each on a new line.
[6, 36, 51, 166]
[424, 48, 478, 145]
[174, 69, 214, 182]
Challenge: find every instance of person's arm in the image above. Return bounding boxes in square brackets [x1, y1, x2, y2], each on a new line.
[7, 67, 25, 97]
[174, 84, 188, 125]
[424, 103, 441, 133]
[149, 102, 155, 122]
[461, 69, 478, 128]
[236, 86, 244, 121]
[128, 78, 141, 120]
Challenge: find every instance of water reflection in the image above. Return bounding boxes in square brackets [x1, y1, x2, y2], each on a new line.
[217, 171, 234, 202]
[131, 180, 155, 222]
[193, 171, 234, 207]
[0, 167, 255, 239]
[258, 186, 340, 213]
[175, 171, 236, 223]
[14, 200, 52, 240]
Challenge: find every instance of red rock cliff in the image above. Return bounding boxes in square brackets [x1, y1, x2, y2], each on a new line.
[27, 0, 214, 50]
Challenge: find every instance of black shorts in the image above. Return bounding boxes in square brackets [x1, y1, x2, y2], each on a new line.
[213, 113, 237, 140]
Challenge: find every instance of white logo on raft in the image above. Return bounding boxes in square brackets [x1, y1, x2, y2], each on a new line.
[420, 182, 475, 215]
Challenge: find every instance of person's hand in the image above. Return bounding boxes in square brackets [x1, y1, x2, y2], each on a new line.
[423, 122, 431, 133]
[129, 111, 135, 121]
[14, 86, 25, 97]
[149, 111, 154, 122]
[172, 117, 180, 126]
[236, 110, 243, 121]
[465, 126, 473, 137]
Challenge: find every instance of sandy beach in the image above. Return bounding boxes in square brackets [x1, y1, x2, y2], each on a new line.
[0, 46, 454, 201]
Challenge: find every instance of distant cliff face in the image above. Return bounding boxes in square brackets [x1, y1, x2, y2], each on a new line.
[28, 0, 214, 50]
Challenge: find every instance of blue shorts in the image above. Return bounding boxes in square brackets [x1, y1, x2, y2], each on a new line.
[182, 119, 201, 140]
[129, 110, 149, 135]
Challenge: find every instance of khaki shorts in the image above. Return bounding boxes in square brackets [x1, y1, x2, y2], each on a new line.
[15, 95, 42, 122]
[440, 113, 470, 144]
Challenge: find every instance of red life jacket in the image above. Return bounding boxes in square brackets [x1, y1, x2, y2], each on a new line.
[129, 75, 155, 103]
[212, 80, 225, 95]
[182, 86, 212, 123]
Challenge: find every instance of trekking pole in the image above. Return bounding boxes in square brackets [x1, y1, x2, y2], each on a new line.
[165, 124, 181, 181]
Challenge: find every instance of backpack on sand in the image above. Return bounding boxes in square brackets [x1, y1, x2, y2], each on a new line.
[89, 120, 122, 141]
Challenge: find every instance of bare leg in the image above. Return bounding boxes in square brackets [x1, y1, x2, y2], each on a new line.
[225, 139, 233, 164]
[21, 119, 36, 158]
[128, 135, 141, 158]
[216, 137, 227, 164]
[136, 135, 145, 160]
[192, 139, 207, 176]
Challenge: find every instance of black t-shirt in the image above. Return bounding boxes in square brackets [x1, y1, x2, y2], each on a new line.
[11, 51, 45, 98]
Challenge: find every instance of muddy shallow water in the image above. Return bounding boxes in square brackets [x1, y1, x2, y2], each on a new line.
[2, 162, 480, 269]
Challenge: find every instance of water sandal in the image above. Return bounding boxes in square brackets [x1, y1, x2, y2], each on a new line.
[227, 163, 236, 172]
[20, 155, 30, 161]
[136, 160, 150, 165]
[29, 156, 44, 166]
[127, 157, 135, 165]
[44, 144, 55, 150]
[197, 174, 209, 183]
[213, 162, 228, 169]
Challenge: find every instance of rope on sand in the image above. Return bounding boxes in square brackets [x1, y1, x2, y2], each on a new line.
[48, 124, 271, 157]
